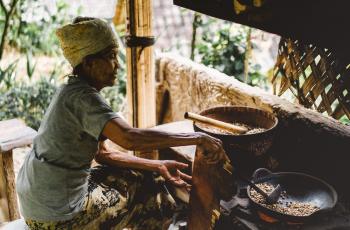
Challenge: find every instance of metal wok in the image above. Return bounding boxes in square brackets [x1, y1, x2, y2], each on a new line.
[247, 168, 338, 223]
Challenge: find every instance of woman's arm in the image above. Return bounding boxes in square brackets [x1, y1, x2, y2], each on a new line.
[95, 144, 163, 172]
[95, 143, 192, 187]
[102, 117, 202, 151]
[102, 117, 229, 163]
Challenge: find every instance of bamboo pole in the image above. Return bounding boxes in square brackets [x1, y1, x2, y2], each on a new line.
[184, 112, 248, 134]
[126, 0, 157, 159]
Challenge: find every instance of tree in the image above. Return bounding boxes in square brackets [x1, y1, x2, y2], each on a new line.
[0, 0, 19, 59]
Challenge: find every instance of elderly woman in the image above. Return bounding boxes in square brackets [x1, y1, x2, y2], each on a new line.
[16, 17, 228, 230]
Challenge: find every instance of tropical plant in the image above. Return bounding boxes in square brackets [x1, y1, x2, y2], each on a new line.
[340, 115, 350, 126]
[0, 59, 18, 89]
[193, 16, 269, 90]
[5, 0, 71, 56]
[0, 75, 58, 129]
[0, 1, 127, 129]
[101, 39, 127, 111]
[26, 50, 37, 79]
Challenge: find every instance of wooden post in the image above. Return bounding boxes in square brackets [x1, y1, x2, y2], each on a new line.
[0, 151, 20, 221]
[126, 0, 157, 159]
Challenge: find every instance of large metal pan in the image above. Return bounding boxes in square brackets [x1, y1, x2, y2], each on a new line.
[247, 168, 338, 223]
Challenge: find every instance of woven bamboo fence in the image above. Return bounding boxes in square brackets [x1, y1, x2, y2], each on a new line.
[272, 38, 350, 120]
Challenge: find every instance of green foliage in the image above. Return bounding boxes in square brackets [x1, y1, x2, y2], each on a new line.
[6, 0, 71, 56]
[0, 76, 57, 130]
[100, 43, 127, 111]
[26, 51, 37, 79]
[194, 17, 268, 89]
[340, 115, 350, 126]
[0, 54, 61, 130]
[116, 42, 127, 96]
[0, 1, 127, 129]
[100, 86, 125, 112]
[0, 0, 72, 129]
[0, 59, 18, 89]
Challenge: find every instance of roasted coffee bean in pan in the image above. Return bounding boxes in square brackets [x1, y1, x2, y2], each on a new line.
[249, 183, 320, 217]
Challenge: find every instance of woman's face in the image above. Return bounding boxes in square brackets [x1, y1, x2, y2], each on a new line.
[83, 46, 119, 90]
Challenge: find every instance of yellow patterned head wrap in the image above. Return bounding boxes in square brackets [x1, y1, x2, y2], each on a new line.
[56, 17, 119, 67]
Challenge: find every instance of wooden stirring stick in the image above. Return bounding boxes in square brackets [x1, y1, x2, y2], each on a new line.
[184, 112, 248, 134]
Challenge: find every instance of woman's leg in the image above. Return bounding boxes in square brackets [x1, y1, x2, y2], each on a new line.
[90, 165, 181, 230]
[25, 165, 184, 230]
[25, 166, 129, 230]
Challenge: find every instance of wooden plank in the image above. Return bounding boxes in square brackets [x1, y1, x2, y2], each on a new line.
[0, 119, 37, 152]
[1, 151, 19, 220]
[0, 154, 10, 222]
[152, 120, 194, 133]
[188, 147, 234, 230]
[126, 0, 156, 159]
[0, 129, 37, 153]
[152, 120, 196, 161]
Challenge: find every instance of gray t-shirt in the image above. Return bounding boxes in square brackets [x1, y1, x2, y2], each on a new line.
[16, 76, 119, 221]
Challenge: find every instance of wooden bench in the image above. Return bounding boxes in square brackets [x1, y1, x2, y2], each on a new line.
[0, 119, 37, 223]
[1, 119, 225, 229]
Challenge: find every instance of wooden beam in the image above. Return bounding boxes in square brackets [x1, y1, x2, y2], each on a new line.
[126, 0, 157, 159]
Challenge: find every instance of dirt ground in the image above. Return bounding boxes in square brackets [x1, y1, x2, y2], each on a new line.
[13, 147, 31, 180]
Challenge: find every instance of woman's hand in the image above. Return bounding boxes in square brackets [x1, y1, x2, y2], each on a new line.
[157, 160, 192, 190]
[196, 132, 230, 164]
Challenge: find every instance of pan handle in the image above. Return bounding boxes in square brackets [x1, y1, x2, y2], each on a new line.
[309, 207, 334, 219]
[252, 168, 272, 179]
